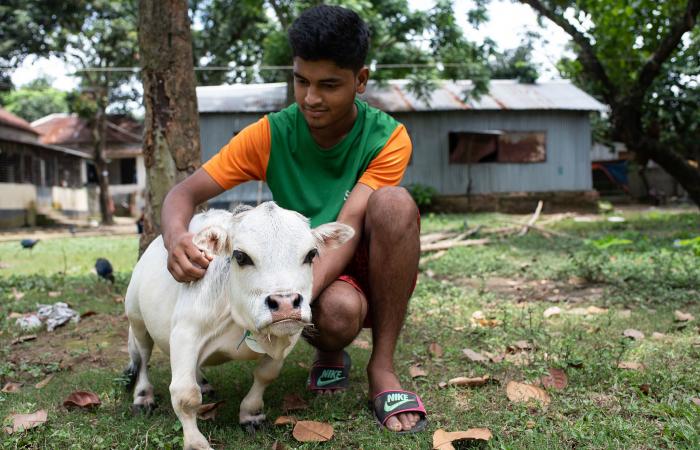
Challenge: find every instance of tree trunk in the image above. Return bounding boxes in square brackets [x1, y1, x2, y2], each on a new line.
[92, 106, 114, 225]
[138, 0, 201, 256]
[644, 141, 700, 206]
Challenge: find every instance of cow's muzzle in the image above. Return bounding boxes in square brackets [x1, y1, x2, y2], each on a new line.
[265, 293, 304, 323]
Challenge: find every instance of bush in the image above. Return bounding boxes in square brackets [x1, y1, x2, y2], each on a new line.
[408, 183, 439, 212]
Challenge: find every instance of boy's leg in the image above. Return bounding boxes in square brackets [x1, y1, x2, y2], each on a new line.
[305, 187, 421, 431]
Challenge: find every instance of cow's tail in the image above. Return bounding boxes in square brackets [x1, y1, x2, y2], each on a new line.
[123, 327, 140, 392]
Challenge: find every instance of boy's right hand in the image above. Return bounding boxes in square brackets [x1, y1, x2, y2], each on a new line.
[166, 232, 213, 283]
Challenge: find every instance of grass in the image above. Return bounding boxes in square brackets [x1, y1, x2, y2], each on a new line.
[1, 207, 699, 449]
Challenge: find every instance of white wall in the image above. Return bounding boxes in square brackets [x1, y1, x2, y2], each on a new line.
[0, 183, 36, 208]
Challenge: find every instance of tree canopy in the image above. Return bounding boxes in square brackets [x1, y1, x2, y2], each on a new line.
[0, 78, 70, 122]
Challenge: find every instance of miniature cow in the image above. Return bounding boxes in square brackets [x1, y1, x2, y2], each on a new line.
[124, 202, 353, 450]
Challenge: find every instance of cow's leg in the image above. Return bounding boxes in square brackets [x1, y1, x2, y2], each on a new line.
[169, 329, 210, 450]
[239, 355, 283, 431]
[127, 324, 156, 413]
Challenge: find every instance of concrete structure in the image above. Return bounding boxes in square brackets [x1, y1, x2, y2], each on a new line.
[32, 113, 146, 216]
[197, 79, 606, 211]
[0, 108, 90, 227]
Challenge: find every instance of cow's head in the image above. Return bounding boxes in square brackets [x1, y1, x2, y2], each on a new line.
[192, 202, 354, 358]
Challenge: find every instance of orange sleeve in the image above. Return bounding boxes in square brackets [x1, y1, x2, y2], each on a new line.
[358, 124, 412, 190]
[202, 116, 271, 190]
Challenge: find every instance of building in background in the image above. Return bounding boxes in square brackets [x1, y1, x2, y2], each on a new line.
[197, 79, 606, 213]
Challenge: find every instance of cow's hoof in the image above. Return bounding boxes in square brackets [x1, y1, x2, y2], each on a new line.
[240, 414, 267, 434]
[131, 403, 156, 415]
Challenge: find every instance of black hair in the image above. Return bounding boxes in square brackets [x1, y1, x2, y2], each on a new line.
[288, 5, 369, 71]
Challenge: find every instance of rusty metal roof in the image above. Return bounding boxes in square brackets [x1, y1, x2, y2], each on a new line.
[0, 108, 39, 134]
[197, 79, 606, 113]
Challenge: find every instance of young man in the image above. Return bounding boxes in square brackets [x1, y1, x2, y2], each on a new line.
[161, 5, 426, 433]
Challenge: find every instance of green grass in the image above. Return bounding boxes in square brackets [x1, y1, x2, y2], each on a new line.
[1, 209, 699, 449]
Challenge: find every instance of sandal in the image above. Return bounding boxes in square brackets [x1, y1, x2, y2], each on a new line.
[307, 350, 351, 392]
[371, 389, 428, 433]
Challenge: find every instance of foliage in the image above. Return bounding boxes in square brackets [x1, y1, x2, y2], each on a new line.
[0, 78, 70, 122]
[488, 32, 540, 83]
[407, 183, 439, 211]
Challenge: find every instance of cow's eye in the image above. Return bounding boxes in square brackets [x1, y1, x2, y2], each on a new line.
[303, 249, 318, 264]
[232, 250, 254, 267]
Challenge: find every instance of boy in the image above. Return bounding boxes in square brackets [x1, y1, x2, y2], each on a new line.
[161, 5, 426, 433]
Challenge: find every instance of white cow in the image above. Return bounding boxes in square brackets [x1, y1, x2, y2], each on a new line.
[124, 202, 353, 450]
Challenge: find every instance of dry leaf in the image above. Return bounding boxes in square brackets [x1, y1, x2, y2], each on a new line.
[274, 415, 297, 426]
[462, 348, 488, 363]
[112, 295, 124, 304]
[11, 335, 36, 345]
[47, 291, 61, 298]
[438, 381, 447, 388]
[432, 428, 492, 449]
[639, 384, 651, 395]
[674, 310, 695, 322]
[586, 306, 608, 315]
[63, 391, 101, 409]
[283, 393, 308, 412]
[34, 374, 54, 389]
[617, 361, 645, 370]
[11, 288, 25, 300]
[623, 329, 645, 340]
[80, 310, 98, 319]
[510, 340, 533, 351]
[483, 351, 505, 363]
[2, 382, 22, 393]
[409, 364, 427, 378]
[271, 441, 287, 450]
[691, 397, 700, 406]
[506, 381, 551, 406]
[4, 410, 47, 434]
[543, 306, 561, 318]
[526, 420, 536, 429]
[651, 332, 667, 340]
[352, 338, 370, 349]
[447, 375, 490, 387]
[292, 420, 334, 442]
[429, 342, 443, 358]
[197, 401, 225, 420]
[540, 368, 568, 390]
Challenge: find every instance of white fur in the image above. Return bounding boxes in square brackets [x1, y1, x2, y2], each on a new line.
[125, 202, 353, 449]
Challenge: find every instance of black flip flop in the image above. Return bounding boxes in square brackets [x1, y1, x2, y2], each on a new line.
[307, 350, 351, 392]
[372, 389, 428, 434]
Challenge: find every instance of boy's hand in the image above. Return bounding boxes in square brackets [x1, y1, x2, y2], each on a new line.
[166, 232, 213, 283]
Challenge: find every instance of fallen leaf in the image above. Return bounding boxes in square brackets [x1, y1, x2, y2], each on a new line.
[543, 306, 561, 318]
[63, 391, 101, 409]
[11, 288, 25, 300]
[2, 382, 22, 393]
[432, 428, 492, 449]
[639, 384, 651, 395]
[4, 410, 47, 434]
[283, 393, 308, 412]
[691, 397, 700, 406]
[438, 381, 447, 388]
[271, 441, 287, 450]
[274, 415, 297, 426]
[586, 306, 608, 315]
[80, 310, 98, 319]
[526, 420, 536, 429]
[47, 291, 61, 298]
[409, 364, 427, 378]
[292, 420, 334, 442]
[34, 374, 54, 389]
[623, 329, 645, 340]
[352, 338, 370, 350]
[509, 340, 533, 352]
[674, 310, 695, 322]
[429, 342, 443, 358]
[540, 368, 568, 390]
[11, 335, 37, 345]
[506, 381, 550, 406]
[462, 348, 488, 363]
[617, 361, 645, 371]
[447, 375, 490, 387]
[112, 295, 124, 304]
[197, 401, 225, 420]
[483, 351, 505, 363]
[651, 332, 667, 340]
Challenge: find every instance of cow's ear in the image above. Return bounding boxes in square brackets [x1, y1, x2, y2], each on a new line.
[312, 222, 355, 249]
[192, 225, 232, 256]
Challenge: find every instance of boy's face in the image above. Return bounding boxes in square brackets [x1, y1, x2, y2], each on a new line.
[292, 57, 368, 130]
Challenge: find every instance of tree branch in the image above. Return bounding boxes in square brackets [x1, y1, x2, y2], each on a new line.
[520, 0, 616, 105]
[633, 0, 700, 100]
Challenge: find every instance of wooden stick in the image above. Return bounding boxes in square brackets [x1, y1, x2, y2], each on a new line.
[518, 200, 544, 236]
[421, 238, 490, 252]
[419, 249, 447, 265]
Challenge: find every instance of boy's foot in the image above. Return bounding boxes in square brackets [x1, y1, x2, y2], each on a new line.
[368, 366, 425, 432]
[307, 350, 351, 394]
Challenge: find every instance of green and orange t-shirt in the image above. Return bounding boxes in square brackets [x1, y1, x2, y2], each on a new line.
[203, 99, 411, 226]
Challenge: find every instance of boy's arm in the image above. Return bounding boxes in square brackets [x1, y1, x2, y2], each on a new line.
[162, 168, 225, 282]
[311, 183, 372, 299]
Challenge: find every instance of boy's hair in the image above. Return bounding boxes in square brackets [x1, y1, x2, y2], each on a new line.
[288, 5, 369, 71]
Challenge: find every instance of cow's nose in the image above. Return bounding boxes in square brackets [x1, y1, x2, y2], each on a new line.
[265, 293, 303, 313]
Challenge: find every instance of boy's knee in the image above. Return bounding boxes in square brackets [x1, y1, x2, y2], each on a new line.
[366, 187, 418, 234]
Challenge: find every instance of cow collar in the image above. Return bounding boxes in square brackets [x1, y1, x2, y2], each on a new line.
[236, 330, 266, 354]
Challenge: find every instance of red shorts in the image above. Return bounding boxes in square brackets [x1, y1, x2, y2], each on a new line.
[337, 214, 420, 328]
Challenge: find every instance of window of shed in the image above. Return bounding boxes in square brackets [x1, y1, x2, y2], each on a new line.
[449, 131, 546, 164]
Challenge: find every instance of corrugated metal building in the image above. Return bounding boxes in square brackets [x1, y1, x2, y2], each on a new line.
[197, 79, 605, 209]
